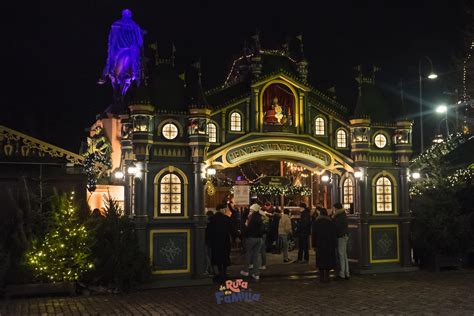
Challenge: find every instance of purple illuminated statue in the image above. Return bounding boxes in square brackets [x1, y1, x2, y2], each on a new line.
[99, 9, 144, 104]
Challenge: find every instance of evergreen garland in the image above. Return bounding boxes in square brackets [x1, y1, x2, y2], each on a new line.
[82, 127, 112, 192]
[250, 183, 311, 196]
[410, 133, 473, 196]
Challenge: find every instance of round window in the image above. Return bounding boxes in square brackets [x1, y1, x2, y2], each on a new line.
[162, 123, 178, 140]
[374, 133, 387, 148]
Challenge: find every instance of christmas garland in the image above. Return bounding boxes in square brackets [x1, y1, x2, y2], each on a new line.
[409, 133, 473, 196]
[250, 183, 311, 196]
[83, 127, 112, 192]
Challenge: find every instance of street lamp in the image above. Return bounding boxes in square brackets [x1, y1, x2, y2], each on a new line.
[113, 169, 124, 180]
[206, 167, 216, 176]
[354, 170, 364, 180]
[419, 56, 438, 153]
[436, 104, 449, 136]
[411, 172, 421, 180]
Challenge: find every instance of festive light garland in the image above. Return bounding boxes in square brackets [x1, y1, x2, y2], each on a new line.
[250, 183, 311, 196]
[409, 133, 473, 196]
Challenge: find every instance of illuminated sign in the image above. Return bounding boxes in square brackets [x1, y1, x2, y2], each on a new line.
[226, 141, 331, 167]
[260, 176, 291, 187]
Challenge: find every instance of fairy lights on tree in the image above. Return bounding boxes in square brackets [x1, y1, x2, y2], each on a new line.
[410, 133, 473, 196]
[27, 193, 93, 282]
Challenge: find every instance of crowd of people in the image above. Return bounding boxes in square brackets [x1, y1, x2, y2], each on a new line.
[205, 197, 350, 283]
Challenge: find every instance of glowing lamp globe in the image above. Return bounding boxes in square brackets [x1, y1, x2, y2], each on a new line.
[321, 175, 330, 182]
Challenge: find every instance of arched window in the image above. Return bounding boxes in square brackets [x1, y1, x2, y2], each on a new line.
[342, 178, 354, 210]
[336, 129, 347, 148]
[375, 176, 393, 212]
[315, 117, 325, 135]
[207, 123, 217, 143]
[230, 112, 242, 131]
[159, 173, 183, 215]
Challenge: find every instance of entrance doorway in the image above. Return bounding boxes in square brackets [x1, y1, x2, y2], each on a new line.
[205, 160, 335, 211]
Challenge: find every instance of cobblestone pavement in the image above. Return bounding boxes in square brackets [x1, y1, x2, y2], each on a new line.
[1, 270, 474, 315]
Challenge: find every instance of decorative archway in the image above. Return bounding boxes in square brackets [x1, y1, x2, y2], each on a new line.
[205, 137, 353, 175]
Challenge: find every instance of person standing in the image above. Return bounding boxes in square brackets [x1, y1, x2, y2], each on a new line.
[333, 202, 350, 280]
[297, 203, 311, 263]
[312, 208, 337, 282]
[207, 204, 237, 282]
[279, 208, 293, 263]
[204, 210, 216, 276]
[259, 208, 270, 270]
[240, 203, 265, 281]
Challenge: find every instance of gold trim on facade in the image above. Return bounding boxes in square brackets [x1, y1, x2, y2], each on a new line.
[149, 229, 191, 274]
[371, 170, 398, 215]
[0, 125, 84, 165]
[369, 224, 400, 263]
[153, 166, 189, 219]
[206, 135, 353, 174]
[258, 79, 300, 131]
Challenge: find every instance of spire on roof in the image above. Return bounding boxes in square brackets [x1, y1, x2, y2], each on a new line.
[251, 29, 261, 54]
[189, 59, 209, 108]
[149, 41, 159, 66]
[282, 37, 290, 56]
[353, 65, 396, 123]
[296, 34, 305, 60]
[171, 43, 176, 67]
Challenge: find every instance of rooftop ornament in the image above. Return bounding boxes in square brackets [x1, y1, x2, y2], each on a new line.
[98, 9, 144, 106]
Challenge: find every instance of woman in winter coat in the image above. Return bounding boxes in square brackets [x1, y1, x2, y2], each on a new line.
[311, 208, 337, 283]
[207, 204, 237, 282]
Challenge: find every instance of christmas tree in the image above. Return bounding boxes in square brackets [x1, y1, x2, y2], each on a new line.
[27, 193, 93, 282]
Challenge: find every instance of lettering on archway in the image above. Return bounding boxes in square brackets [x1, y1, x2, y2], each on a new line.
[225, 141, 331, 167]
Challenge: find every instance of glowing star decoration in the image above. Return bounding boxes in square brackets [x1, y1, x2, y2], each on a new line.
[99, 9, 144, 103]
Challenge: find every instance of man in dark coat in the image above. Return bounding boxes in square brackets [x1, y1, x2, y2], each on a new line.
[297, 203, 311, 263]
[333, 202, 350, 280]
[207, 204, 237, 282]
[312, 208, 337, 283]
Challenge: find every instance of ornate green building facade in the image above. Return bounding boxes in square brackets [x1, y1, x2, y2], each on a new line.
[97, 25, 416, 280]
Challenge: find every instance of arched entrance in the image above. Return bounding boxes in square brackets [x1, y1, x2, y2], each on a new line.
[204, 136, 354, 211]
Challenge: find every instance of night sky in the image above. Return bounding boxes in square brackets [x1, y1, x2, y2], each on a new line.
[5, 1, 467, 152]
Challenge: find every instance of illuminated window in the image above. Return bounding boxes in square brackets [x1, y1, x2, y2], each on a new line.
[162, 123, 178, 140]
[230, 112, 242, 131]
[336, 129, 347, 148]
[207, 123, 217, 143]
[315, 117, 325, 135]
[160, 173, 182, 215]
[374, 133, 387, 148]
[375, 176, 392, 212]
[342, 178, 354, 210]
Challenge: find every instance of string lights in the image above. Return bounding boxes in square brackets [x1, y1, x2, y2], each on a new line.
[26, 193, 93, 282]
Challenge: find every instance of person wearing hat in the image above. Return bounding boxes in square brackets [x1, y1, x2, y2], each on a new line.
[240, 203, 265, 281]
[333, 202, 350, 280]
[207, 203, 237, 282]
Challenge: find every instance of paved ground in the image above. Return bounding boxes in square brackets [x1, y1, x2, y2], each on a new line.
[227, 248, 318, 277]
[2, 269, 474, 315]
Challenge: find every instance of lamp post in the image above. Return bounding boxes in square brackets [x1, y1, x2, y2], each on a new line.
[436, 104, 449, 136]
[418, 56, 438, 153]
